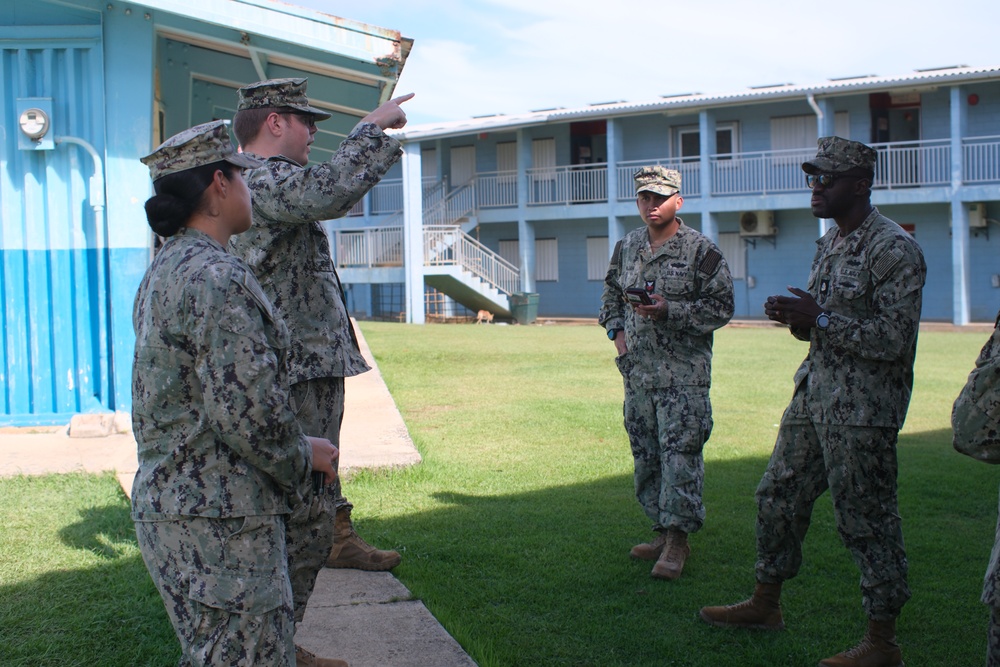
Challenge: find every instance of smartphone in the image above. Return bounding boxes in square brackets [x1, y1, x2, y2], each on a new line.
[624, 288, 653, 306]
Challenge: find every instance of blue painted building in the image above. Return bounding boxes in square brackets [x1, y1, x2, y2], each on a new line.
[1, 0, 409, 424]
[332, 66, 1000, 327]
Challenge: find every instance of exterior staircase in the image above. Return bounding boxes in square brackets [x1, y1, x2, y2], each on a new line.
[332, 178, 518, 317]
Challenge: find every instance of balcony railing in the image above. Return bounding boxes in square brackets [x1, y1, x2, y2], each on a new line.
[616, 159, 702, 200]
[476, 170, 518, 208]
[963, 135, 1000, 184]
[349, 136, 1000, 214]
[871, 138, 951, 189]
[526, 164, 608, 205]
[335, 226, 403, 267]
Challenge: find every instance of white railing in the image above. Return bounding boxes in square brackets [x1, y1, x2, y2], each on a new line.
[527, 163, 607, 205]
[369, 178, 403, 214]
[710, 148, 814, 195]
[476, 170, 518, 208]
[963, 135, 1000, 184]
[332, 223, 519, 295]
[425, 183, 477, 226]
[424, 225, 519, 295]
[334, 226, 403, 267]
[870, 138, 951, 189]
[616, 159, 702, 200]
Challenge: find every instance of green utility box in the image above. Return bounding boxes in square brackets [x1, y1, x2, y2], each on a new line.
[508, 292, 540, 325]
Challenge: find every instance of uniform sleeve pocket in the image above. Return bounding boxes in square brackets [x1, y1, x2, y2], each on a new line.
[189, 572, 284, 615]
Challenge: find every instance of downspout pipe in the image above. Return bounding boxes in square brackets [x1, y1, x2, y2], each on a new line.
[54, 135, 113, 410]
[806, 93, 829, 237]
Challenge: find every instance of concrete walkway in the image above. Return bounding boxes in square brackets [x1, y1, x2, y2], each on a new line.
[0, 323, 477, 667]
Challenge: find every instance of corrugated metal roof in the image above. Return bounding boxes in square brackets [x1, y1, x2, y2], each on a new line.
[393, 65, 1000, 142]
[134, 0, 405, 65]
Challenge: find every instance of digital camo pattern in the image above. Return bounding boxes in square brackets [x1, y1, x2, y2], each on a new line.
[754, 207, 924, 620]
[621, 384, 712, 533]
[952, 316, 1000, 610]
[599, 220, 734, 389]
[131, 228, 313, 520]
[599, 221, 733, 534]
[229, 122, 402, 384]
[286, 378, 342, 622]
[755, 423, 911, 619]
[802, 135, 878, 175]
[634, 165, 681, 197]
[135, 515, 296, 666]
[237, 77, 332, 119]
[140, 119, 261, 182]
[990, 606, 1000, 667]
[784, 207, 926, 428]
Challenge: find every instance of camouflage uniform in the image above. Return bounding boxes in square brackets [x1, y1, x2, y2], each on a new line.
[756, 203, 926, 620]
[952, 313, 1000, 666]
[228, 78, 403, 592]
[132, 121, 315, 666]
[599, 168, 734, 534]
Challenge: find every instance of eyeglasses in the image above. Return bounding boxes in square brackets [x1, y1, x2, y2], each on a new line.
[805, 173, 838, 189]
[282, 112, 317, 129]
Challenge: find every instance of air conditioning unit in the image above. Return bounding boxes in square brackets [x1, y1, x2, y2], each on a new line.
[739, 210, 776, 237]
[969, 203, 987, 229]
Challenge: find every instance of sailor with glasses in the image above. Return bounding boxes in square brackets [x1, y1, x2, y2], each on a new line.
[701, 137, 926, 667]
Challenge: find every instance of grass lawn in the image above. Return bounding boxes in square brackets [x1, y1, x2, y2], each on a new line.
[1, 322, 997, 666]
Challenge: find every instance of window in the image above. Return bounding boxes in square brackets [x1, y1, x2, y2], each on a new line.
[421, 148, 437, 181]
[535, 238, 559, 282]
[771, 112, 850, 151]
[498, 239, 559, 281]
[532, 138, 556, 180]
[450, 145, 475, 187]
[677, 123, 738, 161]
[586, 237, 609, 281]
[717, 233, 745, 281]
[499, 240, 519, 268]
[497, 141, 517, 184]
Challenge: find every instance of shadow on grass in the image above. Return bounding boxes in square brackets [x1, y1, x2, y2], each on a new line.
[352, 428, 996, 667]
[0, 501, 179, 667]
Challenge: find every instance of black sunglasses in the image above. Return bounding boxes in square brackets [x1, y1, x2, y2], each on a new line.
[805, 173, 838, 189]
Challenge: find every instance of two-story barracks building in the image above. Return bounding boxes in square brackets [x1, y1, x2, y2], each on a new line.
[333, 65, 1000, 326]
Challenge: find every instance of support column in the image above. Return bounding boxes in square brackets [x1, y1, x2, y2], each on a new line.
[950, 85, 970, 325]
[698, 110, 717, 239]
[402, 142, 425, 323]
[606, 118, 625, 250]
[516, 129, 535, 292]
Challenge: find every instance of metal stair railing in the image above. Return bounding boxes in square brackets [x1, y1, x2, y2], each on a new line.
[423, 224, 519, 295]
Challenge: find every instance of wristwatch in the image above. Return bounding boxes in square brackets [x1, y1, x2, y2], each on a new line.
[607, 328, 621, 341]
[815, 311, 831, 330]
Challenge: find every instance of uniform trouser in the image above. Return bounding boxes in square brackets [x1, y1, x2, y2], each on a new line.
[988, 606, 1000, 667]
[135, 516, 295, 667]
[623, 384, 712, 535]
[754, 421, 911, 620]
[287, 377, 343, 623]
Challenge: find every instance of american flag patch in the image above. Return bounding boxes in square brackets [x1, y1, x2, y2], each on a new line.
[699, 249, 722, 276]
[871, 248, 902, 281]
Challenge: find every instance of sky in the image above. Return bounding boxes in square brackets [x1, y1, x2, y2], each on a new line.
[288, 0, 1000, 127]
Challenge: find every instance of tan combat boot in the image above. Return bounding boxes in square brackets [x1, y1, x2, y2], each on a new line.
[650, 528, 690, 580]
[630, 532, 667, 561]
[295, 644, 348, 667]
[699, 582, 785, 630]
[818, 618, 904, 667]
[325, 507, 402, 571]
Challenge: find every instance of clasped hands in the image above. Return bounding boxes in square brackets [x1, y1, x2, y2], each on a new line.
[764, 286, 823, 328]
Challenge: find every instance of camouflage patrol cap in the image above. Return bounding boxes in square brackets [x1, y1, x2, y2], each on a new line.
[237, 77, 332, 120]
[802, 136, 877, 175]
[140, 120, 263, 181]
[634, 166, 682, 197]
